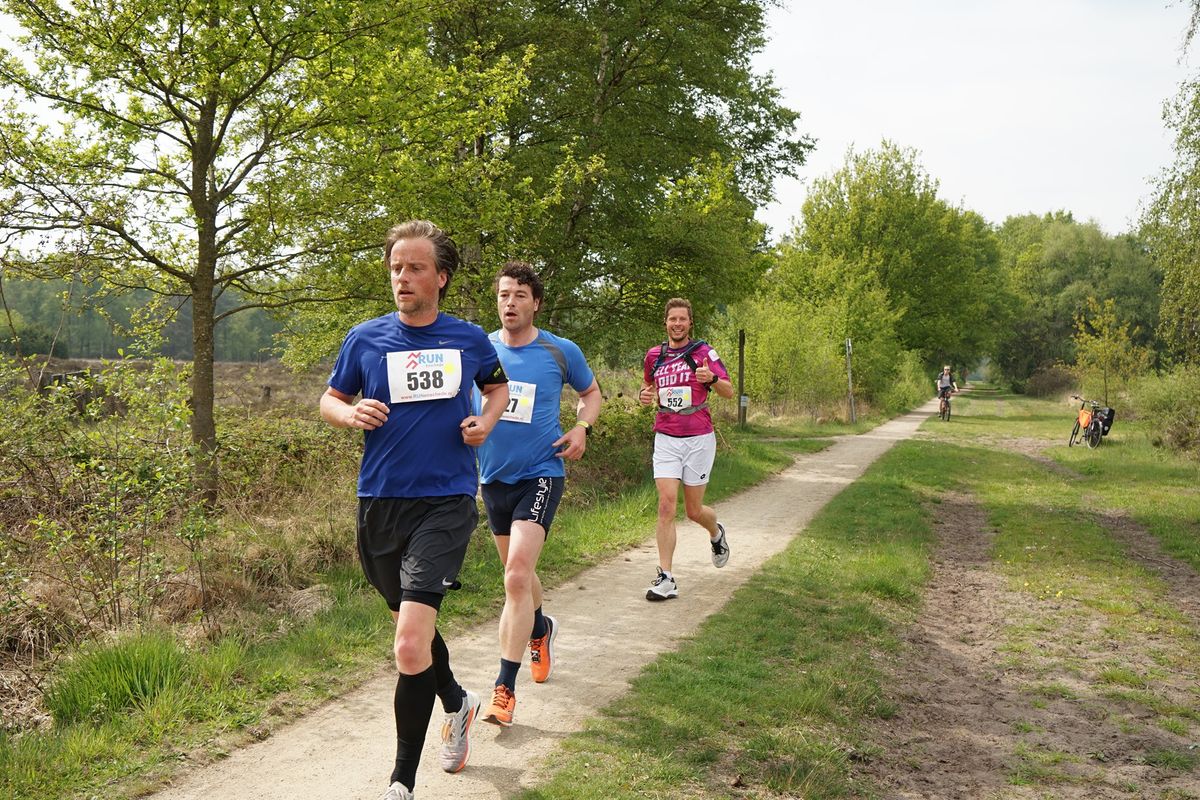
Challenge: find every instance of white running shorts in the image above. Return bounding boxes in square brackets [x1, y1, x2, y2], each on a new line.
[652, 431, 717, 486]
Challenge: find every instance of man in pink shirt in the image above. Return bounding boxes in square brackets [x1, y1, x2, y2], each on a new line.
[638, 297, 735, 601]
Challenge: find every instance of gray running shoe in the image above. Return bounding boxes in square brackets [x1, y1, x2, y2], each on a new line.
[645, 568, 678, 601]
[440, 688, 481, 773]
[710, 522, 730, 568]
[381, 782, 414, 800]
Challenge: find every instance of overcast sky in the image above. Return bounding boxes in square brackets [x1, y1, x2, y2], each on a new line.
[3, 4, 1192, 243]
[753, 0, 1195, 240]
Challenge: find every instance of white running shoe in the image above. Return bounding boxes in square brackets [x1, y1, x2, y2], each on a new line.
[381, 782, 414, 800]
[439, 688, 481, 773]
[645, 568, 678, 601]
[710, 522, 730, 568]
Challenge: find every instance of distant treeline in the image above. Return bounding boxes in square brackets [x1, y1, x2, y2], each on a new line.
[1, 277, 281, 361]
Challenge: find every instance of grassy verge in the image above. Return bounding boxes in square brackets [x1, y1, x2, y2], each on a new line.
[0, 416, 836, 800]
[518, 387, 1200, 799]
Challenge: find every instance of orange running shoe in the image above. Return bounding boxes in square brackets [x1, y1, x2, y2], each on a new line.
[483, 684, 516, 727]
[528, 615, 558, 684]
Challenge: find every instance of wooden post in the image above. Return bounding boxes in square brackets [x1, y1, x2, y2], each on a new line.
[737, 328, 747, 428]
[845, 337, 856, 424]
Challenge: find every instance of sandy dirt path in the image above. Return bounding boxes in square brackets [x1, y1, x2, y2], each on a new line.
[148, 401, 937, 800]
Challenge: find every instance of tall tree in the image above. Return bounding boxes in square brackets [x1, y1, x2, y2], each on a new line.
[994, 213, 1161, 383]
[1145, 81, 1200, 363]
[0, 0, 523, 500]
[421, 0, 813, 354]
[787, 141, 1004, 366]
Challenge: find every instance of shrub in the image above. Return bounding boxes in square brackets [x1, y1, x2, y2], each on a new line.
[563, 395, 655, 506]
[1025, 365, 1075, 398]
[1131, 366, 1200, 456]
[43, 632, 187, 725]
[877, 350, 928, 414]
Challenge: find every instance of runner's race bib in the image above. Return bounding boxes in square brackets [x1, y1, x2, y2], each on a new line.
[659, 386, 692, 411]
[386, 349, 462, 403]
[501, 380, 536, 423]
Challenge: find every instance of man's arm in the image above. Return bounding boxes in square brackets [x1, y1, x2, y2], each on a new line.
[461, 381, 508, 446]
[321, 387, 389, 430]
[695, 358, 734, 400]
[554, 378, 602, 460]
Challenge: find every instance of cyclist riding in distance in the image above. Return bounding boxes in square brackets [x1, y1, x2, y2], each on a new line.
[935, 365, 958, 400]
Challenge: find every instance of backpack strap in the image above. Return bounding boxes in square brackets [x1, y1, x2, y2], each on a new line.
[653, 340, 707, 372]
[533, 333, 569, 383]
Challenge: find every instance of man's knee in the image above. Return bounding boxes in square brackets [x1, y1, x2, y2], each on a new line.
[393, 630, 431, 673]
[503, 561, 535, 596]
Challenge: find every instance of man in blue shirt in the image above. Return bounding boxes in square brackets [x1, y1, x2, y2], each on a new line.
[475, 261, 601, 728]
[321, 220, 509, 800]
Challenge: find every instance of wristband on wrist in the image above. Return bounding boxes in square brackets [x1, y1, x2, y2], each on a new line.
[575, 420, 592, 436]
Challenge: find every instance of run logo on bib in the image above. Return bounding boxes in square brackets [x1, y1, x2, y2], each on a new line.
[386, 349, 462, 403]
[500, 380, 536, 423]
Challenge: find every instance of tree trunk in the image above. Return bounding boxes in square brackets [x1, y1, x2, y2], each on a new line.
[191, 266, 218, 507]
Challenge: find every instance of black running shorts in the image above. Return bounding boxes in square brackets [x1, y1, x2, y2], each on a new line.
[481, 477, 565, 538]
[356, 495, 478, 611]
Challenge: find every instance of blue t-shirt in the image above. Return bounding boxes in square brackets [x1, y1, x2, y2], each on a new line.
[477, 329, 595, 484]
[328, 312, 505, 498]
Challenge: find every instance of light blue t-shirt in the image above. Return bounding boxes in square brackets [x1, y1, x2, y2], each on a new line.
[477, 329, 595, 484]
[328, 311, 505, 498]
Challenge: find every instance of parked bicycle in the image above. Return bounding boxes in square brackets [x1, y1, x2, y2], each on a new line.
[1068, 395, 1115, 449]
[938, 388, 955, 421]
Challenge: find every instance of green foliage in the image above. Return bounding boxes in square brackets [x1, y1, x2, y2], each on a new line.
[876, 350, 929, 414]
[0, 356, 200, 640]
[995, 213, 1162, 387]
[1024, 365, 1076, 398]
[1071, 297, 1153, 403]
[787, 141, 1006, 367]
[215, 413, 357, 505]
[562, 395, 656, 506]
[1144, 68, 1200, 364]
[719, 293, 844, 416]
[282, 0, 811, 362]
[43, 632, 186, 725]
[0, 0, 528, 496]
[1130, 365, 1200, 455]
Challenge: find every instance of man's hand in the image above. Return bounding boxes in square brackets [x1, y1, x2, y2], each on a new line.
[460, 416, 492, 446]
[639, 384, 656, 406]
[695, 358, 714, 385]
[347, 398, 389, 430]
[553, 425, 587, 460]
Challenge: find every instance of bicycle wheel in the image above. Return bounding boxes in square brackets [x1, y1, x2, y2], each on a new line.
[1086, 420, 1102, 449]
[944, 400, 951, 421]
[1069, 420, 1080, 446]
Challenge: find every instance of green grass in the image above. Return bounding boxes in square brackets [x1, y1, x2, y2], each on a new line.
[12, 388, 1199, 800]
[519, 437, 941, 799]
[514, 386, 1200, 799]
[0, 412, 837, 800]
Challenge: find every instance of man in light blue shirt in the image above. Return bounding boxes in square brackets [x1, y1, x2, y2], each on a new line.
[476, 261, 601, 728]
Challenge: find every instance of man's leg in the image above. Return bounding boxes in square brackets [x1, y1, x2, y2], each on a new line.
[485, 521, 545, 725]
[389, 601, 438, 792]
[654, 477, 681, 572]
[495, 521, 546, 665]
[682, 482, 717, 536]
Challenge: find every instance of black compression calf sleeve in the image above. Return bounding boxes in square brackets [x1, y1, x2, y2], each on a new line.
[390, 666, 437, 789]
[431, 628, 464, 713]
